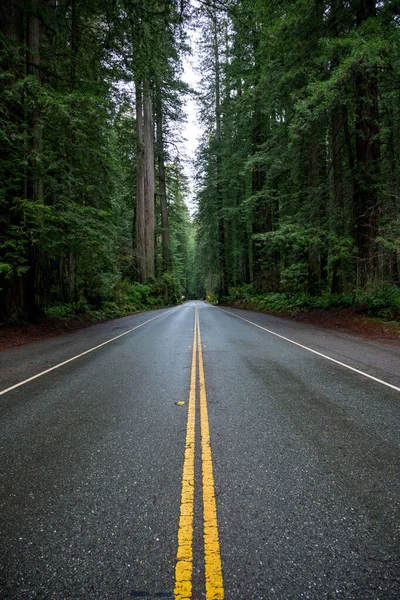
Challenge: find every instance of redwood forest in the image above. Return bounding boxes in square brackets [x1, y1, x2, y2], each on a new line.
[1, 0, 400, 325]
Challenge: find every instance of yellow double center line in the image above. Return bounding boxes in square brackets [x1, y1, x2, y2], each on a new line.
[174, 306, 224, 600]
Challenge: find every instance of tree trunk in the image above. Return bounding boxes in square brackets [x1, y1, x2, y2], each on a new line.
[249, 32, 279, 292]
[143, 80, 155, 280]
[0, 0, 23, 41]
[67, 0, 79, 303]
[68, 250, 76, 304]
[331, 105, 344, 294]
[26, 0, 44, 319]
[212, 7, 227, 299]
[135, 80, 146, 283]
[70, 0, 79, 86]
[353, 0, 381, 288]
[155, 81, 171, 272]
[0, 1, 24, 320]
[386, 109, 400, 284]
[59, 255, 66, 302]
[307, 124, 321, 296]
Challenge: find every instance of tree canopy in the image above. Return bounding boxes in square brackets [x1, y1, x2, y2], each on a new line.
[192, 0, 400, 316]
[1, 0, 399, 322]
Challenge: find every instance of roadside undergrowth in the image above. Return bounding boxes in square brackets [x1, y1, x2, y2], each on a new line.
[220, 285, 400, 341]
[0, 278, 183, 350]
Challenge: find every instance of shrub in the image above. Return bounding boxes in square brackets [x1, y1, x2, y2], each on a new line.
[46, 303, 76, 318]
[359, 284, 400, 320]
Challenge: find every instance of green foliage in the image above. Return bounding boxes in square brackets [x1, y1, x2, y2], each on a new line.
[1, 0, 399, 326]
[359, 285, 400, 320]
[227, 286, 355, 315]
[45, 276, 184, 324]
[193, 0, 400, 313]
[280, 263, 309, 295]
[227, 283, 400, 322]
[0, 0, 192, 322]
[46, 304, 76, 319]
[205, 294, 219, 305]
[228, 284, 255, 302]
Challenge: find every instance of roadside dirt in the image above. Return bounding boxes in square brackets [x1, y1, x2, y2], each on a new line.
[225, 304, 400, 346]
[291, 307, 400, 344]
[0, 316, 97, 351]
[0, 306, 399, 352]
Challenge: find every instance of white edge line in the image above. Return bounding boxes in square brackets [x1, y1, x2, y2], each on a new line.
[218, 307, 400, 393]
[0, 311, 168, 397]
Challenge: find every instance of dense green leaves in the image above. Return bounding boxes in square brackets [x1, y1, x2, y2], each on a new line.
[0, 0, 192, 321]
[1, 1, 399, 322]
[193, 0, 400, 309]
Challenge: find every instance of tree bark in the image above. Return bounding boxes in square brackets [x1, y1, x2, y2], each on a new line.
[307, 123, 322, 296]
[67, 0, 79, 303]
[135, 80, 146, 283]
[70, 0, 78, 87]
[25, 1, 45, 318]
[387, 107, 399, 283]
[156, 81, 171, 272]
[331, 105, 344, 294]
[68, 250, 76, 304]
[0, 0, 24, 320]
[0, 0, 23, 41]
[212, 7, 227, 299]
[353, 0, 381, 287]
[143, 80, 155, 280]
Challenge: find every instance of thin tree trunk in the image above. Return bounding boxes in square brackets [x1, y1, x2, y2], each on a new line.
[68, 250, 76, 304]
[212, 7, 227, 299]
[59, 255, 66, 302]
[135, 79, 146, 283]
[387, 107, 399, 283]
[331, 105, 344, 294]
[249, 33, 279, 292]
[307, 123, 321, 296]
[0, 1, 25, 320]
[68, 0, 78, 303]
[156, 81, 170, 271]
[353, 0, 381, 287]
[25, 0, 44, 319]
[70, 0, 78, 87]
[143, 80, 155, 280]
[0, 0, 23, 40]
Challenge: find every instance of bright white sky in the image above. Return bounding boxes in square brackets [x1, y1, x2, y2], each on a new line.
[180, 27, 202, 213]
[181, 60, 200, 159]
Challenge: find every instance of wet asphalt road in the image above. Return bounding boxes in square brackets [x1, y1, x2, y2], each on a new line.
[0, 301, 399, 599]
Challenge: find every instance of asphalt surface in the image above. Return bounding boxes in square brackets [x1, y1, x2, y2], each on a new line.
[0, 301, 399, 599]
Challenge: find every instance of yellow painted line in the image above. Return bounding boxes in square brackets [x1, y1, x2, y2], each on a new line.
[0, 311, 171, 397]
[174, 305, 224, 599]
[197, 308, 224, 599]
[174, 312, 197, 600]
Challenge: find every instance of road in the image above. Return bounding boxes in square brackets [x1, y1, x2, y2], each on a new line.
[0, 301, 399, 599]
